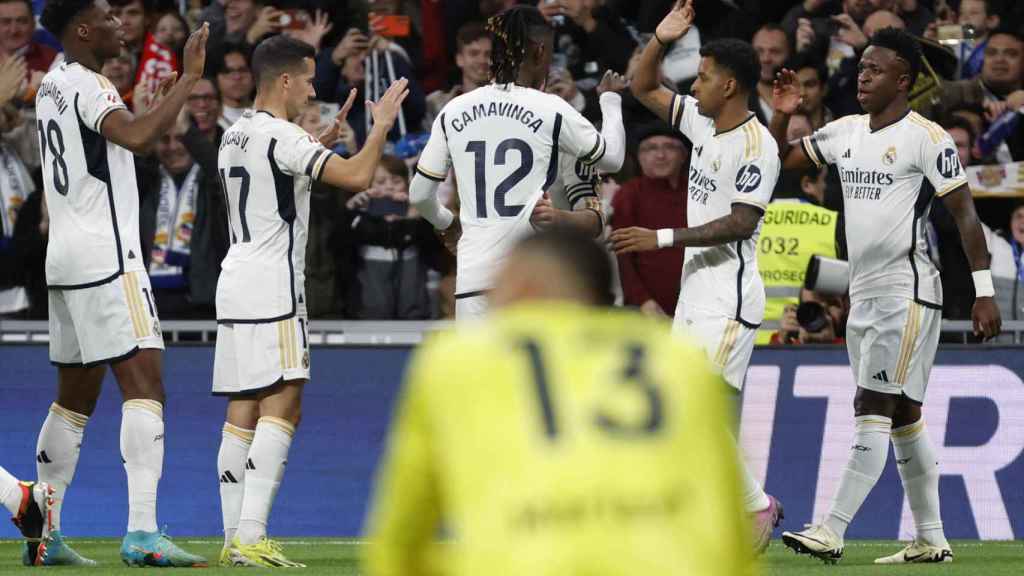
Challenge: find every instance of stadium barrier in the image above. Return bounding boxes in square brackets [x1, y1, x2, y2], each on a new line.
[0, 344, 1022, 540]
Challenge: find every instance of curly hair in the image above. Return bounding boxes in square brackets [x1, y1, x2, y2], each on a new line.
[486, 6, 551, 85]
[866, 27, 922, 87]
[40, 0, 95, 39]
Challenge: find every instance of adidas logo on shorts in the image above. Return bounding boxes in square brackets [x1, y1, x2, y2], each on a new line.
[872, 370, 890, 383]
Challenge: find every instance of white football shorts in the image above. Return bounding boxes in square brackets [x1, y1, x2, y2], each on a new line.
[673, 302, 756, 390]
[48, 271, 164, 366]
[846, 297, 940, 404]
[213, 304, 310, 396]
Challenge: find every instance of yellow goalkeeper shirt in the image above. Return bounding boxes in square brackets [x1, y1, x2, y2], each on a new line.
[363, 302, 754, 576]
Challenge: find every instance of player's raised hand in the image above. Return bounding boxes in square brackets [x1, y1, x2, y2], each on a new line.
[182, 22, 209, 79]
[972, 297, 1001, 341]
[318, 88, 357, 146]
[367, 77, 409, 130]
[655, 0, 694, 45]
[596, 70, 628, 95]
[772, 68, 803, 115]
[609, 226, 659, 254]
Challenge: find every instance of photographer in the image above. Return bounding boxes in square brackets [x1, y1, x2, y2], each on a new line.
[773, 287, 849, 345]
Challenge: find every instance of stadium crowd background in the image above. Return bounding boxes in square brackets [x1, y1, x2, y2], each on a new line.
[0, 0, 1022, 336]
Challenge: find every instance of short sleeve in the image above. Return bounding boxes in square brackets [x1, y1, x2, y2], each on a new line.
[560, 156, 599, 209]
[671, 94, 700, 142]
[730, 126, 780, 211]
[78, 73, 127, 133]
[558, 103, 606, 167]
[415, 113, 451, 182]
[920, 127, 968, 197]
[800, 118, 846, 168]
[275, 126, 330, 180]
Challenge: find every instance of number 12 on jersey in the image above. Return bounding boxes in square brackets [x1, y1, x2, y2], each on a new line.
[466, 138, 534, 219]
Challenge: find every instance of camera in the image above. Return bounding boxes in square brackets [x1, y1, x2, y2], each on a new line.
[796, 301, 830, 333]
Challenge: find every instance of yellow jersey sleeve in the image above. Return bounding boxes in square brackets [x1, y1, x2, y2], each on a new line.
[363, 338, 445, 576]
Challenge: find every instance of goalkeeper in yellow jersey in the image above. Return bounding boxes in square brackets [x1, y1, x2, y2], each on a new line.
[363, 228, 754, 576]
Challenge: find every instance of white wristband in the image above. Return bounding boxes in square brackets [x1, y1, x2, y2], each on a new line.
[972, 269, 995, 298]
[656, 228, 674, 249]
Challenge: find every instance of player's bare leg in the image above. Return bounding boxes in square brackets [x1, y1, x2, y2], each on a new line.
[217, 398, 258, 565]
[111, 350, 206, 567]
[229, 380, 305, 568]
[874, 397, 952, 564]
[784, 387, 897, 563]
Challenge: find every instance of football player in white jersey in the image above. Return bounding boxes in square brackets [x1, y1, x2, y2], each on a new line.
[32, 0, 208, 566]
[212, 35, 408, 568]
[610, 0, 783, 553]
[409, 5, 625, 319]
[769, 28, 1001, 564]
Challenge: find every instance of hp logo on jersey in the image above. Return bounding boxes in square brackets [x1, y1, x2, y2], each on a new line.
[937, 148, 962, 179]
[735, 164, 762, 194]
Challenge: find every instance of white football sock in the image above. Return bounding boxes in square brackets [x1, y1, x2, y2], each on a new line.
[0, 465, 22, 516]
[737, 438, 771, 512]
[893, 419, 948, 548]
[824, 414, 892, 540]
[218, 423, 254, 546]
[236, 417, 294, 546]
[121, 399, 164, 533]
[36, 403, 88, 532]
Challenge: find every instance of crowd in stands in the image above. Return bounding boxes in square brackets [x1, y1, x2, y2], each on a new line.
[0, 0, 1022, 339]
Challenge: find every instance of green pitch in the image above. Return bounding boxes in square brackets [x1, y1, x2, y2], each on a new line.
[0, 539, 1021, 574]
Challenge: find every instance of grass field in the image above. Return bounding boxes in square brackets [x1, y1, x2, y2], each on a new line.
[0, 538, 1021, 574]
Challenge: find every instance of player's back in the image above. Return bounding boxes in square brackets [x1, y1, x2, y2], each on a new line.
[435, 85, 577, 293]
[35, 62, 144, 288]
[366, 303, 751, 576]
[216, 110, 329, 322]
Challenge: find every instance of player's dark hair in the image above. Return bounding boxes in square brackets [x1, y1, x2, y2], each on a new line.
[866, 27, 922, 88]
[40, 0, 95, 39]
[251, 35, 315, 87]
[456, 21, 490, 53]
[783, 52, 828, 86]
[517, 229, 614, 307]
[486, 6, 552, 85]
[699, 39, 760, 95]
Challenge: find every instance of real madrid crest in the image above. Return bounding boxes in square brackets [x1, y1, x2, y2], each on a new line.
[711, 158, 721, 172]
[882, 146, 897, 166]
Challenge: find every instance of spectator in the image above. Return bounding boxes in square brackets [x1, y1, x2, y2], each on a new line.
[894, 0, 932, 37]
[783, 52, 832, 129]
[101, 52, 137, 105]
[983, 203, 1023, 333]
[921, 29, 1024, 162]
[423, 21, 491, 130]
[187, 77, 224, 143]
[825, 9, 905, 118]
[214, 43, 253, 128]
[773, 287, 849, 344]
[957, 0, 1002, 79]
[341, 155, 444, 319]
[752, 23, 791, 123]
[612, 124, 687, 318]
[0, 0, 56, 75]
[153, 10, 189, 57]
[787, 0, 894, 74]
[945, 114, 977, 167]
[315, 31, 425, 146]
[109, 0, 150, 62]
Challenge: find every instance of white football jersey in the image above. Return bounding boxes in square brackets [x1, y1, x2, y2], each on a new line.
[671, 95, 780, 326]
[216, 110, 330, 322]
[416, 84, 610, 295]
[801, 111, 967, 307]
[35, 62, 145, 288]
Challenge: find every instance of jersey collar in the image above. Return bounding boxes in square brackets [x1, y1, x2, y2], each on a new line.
[868, 108, 911, 133]
[255, 109, 277, 118]
[714, 113, 756, 137]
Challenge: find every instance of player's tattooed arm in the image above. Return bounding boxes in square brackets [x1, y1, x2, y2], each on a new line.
[769, 68, 814, 170]
[630, 0, 693, 124]
[942, 183, 1002, 339]
[101, 24, 209, 154]
[610, 203, 761, 253]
